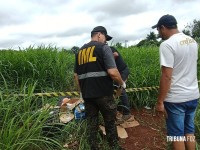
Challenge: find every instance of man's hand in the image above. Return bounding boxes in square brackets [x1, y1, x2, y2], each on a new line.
[156, 101, 168, 118]
[156, 101, 164, 112]
[113, 52, 119, 59]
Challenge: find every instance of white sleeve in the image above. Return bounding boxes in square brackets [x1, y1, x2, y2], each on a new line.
[159, 42, 174, 68]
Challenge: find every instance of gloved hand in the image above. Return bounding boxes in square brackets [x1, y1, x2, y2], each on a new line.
[121, 81, 126, 89]
[80, 92, 82, 99]
[79, 92, 84, 102]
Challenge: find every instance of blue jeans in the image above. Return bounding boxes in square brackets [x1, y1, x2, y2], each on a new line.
[164, 99, 198, 136]
[118, 89, 130, 115]
[116, 67, 130, 115]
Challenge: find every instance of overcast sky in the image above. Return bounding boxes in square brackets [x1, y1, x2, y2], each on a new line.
[0, 0, 200, 50]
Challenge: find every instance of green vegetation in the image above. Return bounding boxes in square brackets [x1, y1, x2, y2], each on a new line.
[0, 45, 75, 93]
[0, 45, 199, 149]
[183, 19, 200, 38]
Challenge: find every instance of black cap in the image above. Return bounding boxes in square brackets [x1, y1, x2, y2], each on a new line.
[152, 14, 177, 29]
[91, 26, 112, 41]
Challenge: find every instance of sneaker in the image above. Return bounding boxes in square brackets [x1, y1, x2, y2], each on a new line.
[116, 111, 123, 119]
[116, 118, 124, 125]
[116, 112, 123, 124]
[122, 114, 135, 122]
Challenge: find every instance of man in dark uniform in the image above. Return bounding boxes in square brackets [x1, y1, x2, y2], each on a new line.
[110, 47, 134, 122]
[74, 26, 125, 150]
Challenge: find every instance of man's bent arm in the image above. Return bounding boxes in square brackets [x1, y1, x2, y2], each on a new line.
[107, 68, 124, 86]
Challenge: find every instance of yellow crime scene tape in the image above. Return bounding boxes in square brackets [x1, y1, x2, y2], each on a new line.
[126, 86, 159, 92]
[3, 80, 200, 97]
[3, 92, 80, 97]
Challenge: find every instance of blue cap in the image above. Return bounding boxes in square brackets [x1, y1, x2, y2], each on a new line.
[152, 14, 177, 29]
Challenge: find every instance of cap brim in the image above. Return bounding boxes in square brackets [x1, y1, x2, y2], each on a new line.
[152, 24, 157, 29]
[106, 35, 112, 41]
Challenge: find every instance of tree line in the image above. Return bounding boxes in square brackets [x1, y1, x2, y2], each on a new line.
[136, 19, 200, 48]
[71, 19, 200, 52]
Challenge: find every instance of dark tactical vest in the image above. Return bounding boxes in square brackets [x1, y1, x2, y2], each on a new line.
[75, 41, 113, 98]
[110, 46, 127, 72]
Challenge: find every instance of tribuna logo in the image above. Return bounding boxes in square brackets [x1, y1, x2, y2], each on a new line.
[167, 136, 195, 142]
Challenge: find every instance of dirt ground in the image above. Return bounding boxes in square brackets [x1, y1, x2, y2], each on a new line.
[120, 108, 167, 150]
[65, 107, 168, 150]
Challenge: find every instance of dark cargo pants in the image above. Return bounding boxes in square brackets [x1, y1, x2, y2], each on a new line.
[84, 96, 120, 149]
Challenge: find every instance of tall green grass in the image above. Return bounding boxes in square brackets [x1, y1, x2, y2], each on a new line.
[0, 79, 92, 150]
[0, 45, 75, 93]
[0, 83, 62, 150]
[117, 46, 160, 108]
